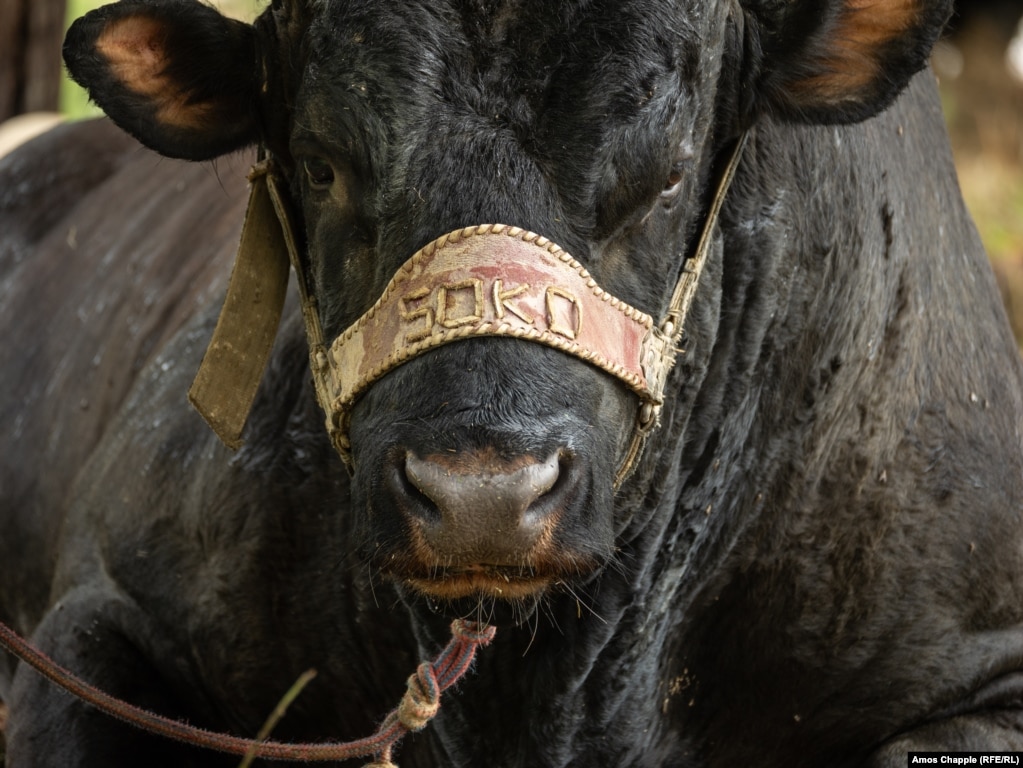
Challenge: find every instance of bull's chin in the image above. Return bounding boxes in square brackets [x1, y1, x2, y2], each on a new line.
[395, 566, 563, 625]
[379, 555, 606, 624]
[407, 567, 554, 601]
[401, 575, 549, 626]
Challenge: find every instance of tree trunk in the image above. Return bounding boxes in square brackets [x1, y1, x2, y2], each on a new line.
[0, 0, 66, 122]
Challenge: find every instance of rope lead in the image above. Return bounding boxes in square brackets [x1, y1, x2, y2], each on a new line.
[0, 617, 496, 765]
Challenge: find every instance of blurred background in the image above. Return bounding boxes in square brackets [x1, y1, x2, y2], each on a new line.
[1, 0, 1021, 346]
[936, 1, 1023, 345]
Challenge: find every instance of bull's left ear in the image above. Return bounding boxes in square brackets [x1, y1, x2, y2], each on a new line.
[63, 0, 259, 160]
[743, 0, 953, 124]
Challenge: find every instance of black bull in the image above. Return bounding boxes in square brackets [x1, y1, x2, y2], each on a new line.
[3, 0, 1023, 765]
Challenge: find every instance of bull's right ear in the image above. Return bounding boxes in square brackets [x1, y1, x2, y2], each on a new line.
[63, 0, 259, 161]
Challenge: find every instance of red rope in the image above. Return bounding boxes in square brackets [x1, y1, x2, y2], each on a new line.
[0, 618, 495, 765]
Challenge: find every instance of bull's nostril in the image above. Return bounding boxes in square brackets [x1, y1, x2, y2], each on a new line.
[391, 458, 441, 522]
[400, 450, 563, 561]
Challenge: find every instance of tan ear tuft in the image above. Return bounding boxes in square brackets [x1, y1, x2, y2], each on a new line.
[747, 0, 952, 124]
[788, 0, 922, 109]
[96, 16, 212, 131]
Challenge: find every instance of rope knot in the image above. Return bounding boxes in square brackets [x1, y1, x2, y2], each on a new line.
[451, 619, 497, 646]
[397, 663, 440, 731]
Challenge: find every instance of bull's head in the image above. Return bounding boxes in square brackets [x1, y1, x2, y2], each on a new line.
[64, 0, 950, 621]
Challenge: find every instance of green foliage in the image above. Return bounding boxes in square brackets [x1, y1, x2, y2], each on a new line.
[60, 0, 104, 119]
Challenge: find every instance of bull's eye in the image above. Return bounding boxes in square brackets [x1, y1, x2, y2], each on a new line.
[304, 158, 335, 189]
[661, 167, 684, 199]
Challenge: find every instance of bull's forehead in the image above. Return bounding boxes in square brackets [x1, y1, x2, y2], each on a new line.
[300, 0, 708, 122]
[290, 0, 725, 316]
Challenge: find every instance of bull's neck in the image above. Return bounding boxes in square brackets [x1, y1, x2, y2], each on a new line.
[613, 70, 973, 622]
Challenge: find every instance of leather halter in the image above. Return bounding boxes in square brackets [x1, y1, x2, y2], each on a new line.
[189, 133, 748, 487]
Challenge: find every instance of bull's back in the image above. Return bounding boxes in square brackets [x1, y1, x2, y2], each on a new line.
[0, 118, 247, 640]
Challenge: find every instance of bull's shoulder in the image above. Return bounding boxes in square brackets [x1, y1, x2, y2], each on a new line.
[0, 122, 253, 633]
[0, 118, 138, 266]
[0, 119, 251, 465]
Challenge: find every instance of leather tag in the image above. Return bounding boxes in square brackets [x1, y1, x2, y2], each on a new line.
[188, 171, 290, 449]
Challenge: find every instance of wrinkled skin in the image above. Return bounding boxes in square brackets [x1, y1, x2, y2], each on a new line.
[4, 0, 1023, 765]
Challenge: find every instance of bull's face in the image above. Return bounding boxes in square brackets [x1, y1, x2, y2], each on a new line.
[64, 0, 950, 619]
[288, 3, 724, 615]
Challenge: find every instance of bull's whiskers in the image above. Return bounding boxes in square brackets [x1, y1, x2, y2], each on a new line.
[559, 582, 607, 625]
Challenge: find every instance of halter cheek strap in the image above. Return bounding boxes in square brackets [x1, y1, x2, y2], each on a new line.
[188, 134, 748, 487]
